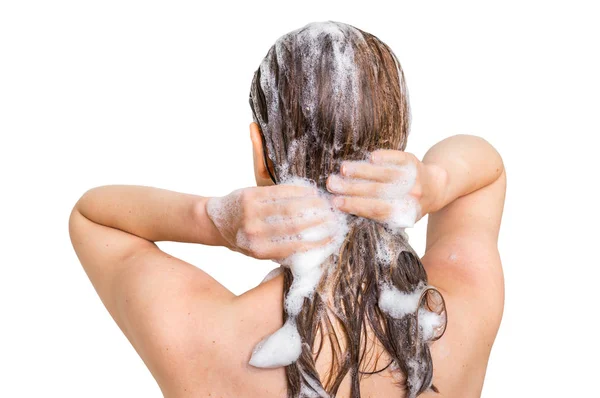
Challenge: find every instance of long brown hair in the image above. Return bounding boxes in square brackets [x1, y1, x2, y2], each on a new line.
[249, 21, 447, 398]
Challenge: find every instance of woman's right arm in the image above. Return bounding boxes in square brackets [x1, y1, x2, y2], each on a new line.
[421, 135, 506, 397]
[421, 134, 505, 249]
[325, 133, 506, 284]
[325, 134, 505, 229]
[424, 134, 504, 208]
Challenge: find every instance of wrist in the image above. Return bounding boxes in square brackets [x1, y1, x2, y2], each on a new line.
[193, 196, 230, 247]
[425, 163, 449, 213]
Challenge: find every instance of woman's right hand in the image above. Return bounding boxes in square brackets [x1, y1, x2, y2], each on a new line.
[326, 150, 447, 229]
[206, 184, 336, 260]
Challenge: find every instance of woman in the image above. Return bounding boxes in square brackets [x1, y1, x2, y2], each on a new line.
[69, 21, 505, 398]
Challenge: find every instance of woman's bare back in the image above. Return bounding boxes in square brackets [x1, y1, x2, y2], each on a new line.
[151, 191, 504, 398]
[70, 137, 504, 398]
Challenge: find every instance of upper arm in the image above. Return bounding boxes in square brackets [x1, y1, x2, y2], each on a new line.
[421, 169, 506, 396]
[424, 166, 506, 297]
[68, 206, 236, 381]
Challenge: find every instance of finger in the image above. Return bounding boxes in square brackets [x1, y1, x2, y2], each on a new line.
[266, 235, 336, 260]
[263, 212, 336, 236]
[332, 196, 393, 222]
[255, 184, 318, 201]
[326, 175, 387, 197]
[370, 150, 414, 166]
[340, 161, 406, 183]
[267, 196, 332, 218]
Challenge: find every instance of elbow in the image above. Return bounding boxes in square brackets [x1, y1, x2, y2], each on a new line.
[68, 205, 81, 254]
[455, 133, 505, 177]
[68, 188, 95, 241]
[480, 136, 505, 182]
[71, 185, 104, 217]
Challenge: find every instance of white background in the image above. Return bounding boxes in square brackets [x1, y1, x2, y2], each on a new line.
[1, 1, 598, 397]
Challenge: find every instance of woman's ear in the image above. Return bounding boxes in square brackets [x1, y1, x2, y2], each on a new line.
[250, 122, 275, 186]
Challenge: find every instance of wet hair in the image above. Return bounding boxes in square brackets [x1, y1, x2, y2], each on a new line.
[249, 21, 447, 398]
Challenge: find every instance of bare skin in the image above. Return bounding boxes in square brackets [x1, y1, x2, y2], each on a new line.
[69, 122, 505, 397]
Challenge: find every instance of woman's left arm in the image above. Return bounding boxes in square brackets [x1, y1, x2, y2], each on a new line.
[69, 184, 333, 336]
[69, 185, 235, 337]
[69, 185, 247, 387]
[73, 184, 225, 246]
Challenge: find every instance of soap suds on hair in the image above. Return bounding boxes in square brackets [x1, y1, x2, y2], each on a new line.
[379, 283, 445, 343]
[406, 357, 428, 398]
[250, 177, 349, 368]
[253, 21, 367, 181]
[246, 21, 445, 394]
[378, 282, 425, 319]
[249, 319, 302, 368]
[418, 308, 445, 341]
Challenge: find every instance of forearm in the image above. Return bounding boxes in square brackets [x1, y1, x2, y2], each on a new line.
[423, 134, 504, 211]
[74, 185, 226, 245]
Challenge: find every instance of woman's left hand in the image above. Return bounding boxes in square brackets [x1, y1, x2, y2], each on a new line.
[326, 150, 447, 228]
[206, 184, 337, 260]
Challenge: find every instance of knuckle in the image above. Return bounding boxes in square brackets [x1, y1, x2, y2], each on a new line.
[411, 184, 424, 200]
[281, 204, 296, 217]
[338, 198, 352, 212]
[406, 152, 418, 164]
[241, 220, 261, 237]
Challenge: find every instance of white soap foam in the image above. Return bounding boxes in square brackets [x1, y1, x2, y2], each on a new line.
[265, 207, 331, 225]
[379, 161, 420, 230]
[250, 177, 349, 368]
[284, 266, 323, 315]
[249, 319, 302, 368]
[378, 282, 425, 319]
[385, 196, 420, 230]
[234, 228, 254, 253]
[299, 222, 338, 242]
[206, 190, 243, 249]
[418, 308, 445, 341]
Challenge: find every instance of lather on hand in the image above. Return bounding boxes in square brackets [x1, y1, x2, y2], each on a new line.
[326, 149, 447, 228]
[206, 184, 337, 260]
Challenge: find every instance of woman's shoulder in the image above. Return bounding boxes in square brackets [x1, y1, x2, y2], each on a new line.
[135, 269, 289, 398]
